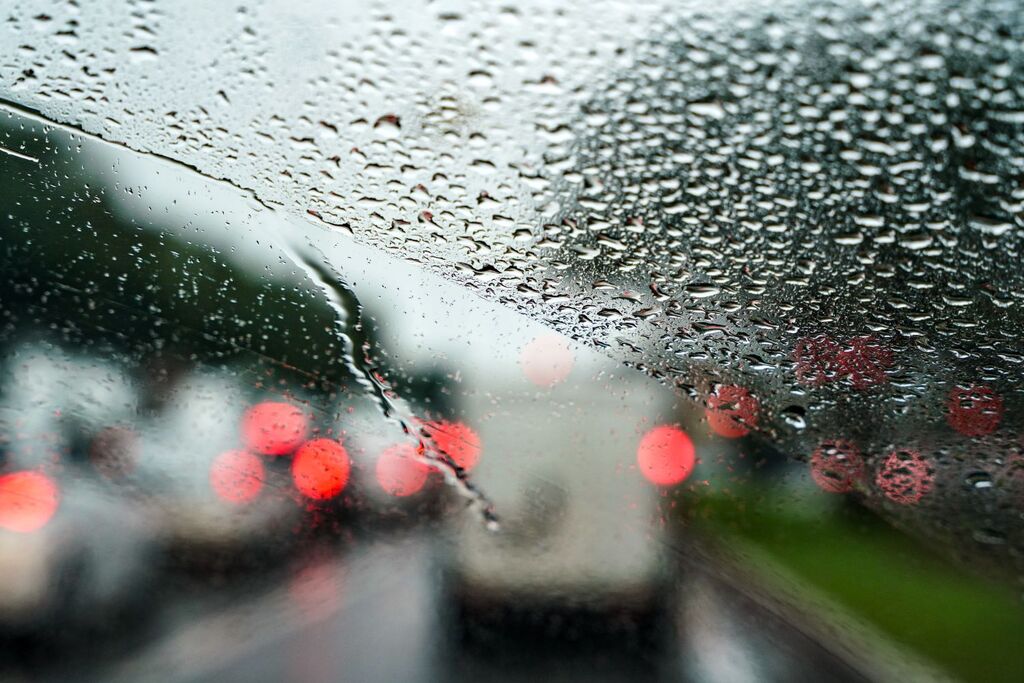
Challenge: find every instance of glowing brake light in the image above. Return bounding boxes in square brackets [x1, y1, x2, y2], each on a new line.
[376, 443, 431, 497]
[0, 471, 59, 533]
[637, 425, 696, 486]
[946, 385, 1003, 437]
[810, 439, 864, 494]
[209, 450, 265, 504]
[422, 420, 481, 472]
[876, 449, 934, 505]
[705, 385, 759, 438]
[292, 439, 351, 501]
[242, 401, 309, 456]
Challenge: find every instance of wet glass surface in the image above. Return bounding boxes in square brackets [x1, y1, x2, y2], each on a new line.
[1, 1, 1024, 681]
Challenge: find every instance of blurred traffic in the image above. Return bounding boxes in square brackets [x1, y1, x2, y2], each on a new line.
[2, 0, 1024, 675]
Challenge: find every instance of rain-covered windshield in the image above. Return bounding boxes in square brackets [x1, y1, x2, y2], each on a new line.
[1, 1, 1023, 681]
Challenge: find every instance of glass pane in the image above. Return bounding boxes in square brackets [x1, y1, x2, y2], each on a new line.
[1, 1, 1023, 681]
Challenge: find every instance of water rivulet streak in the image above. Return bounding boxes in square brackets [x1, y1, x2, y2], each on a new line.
[271, 230, 499, 529]
[1, 96, 499, 527]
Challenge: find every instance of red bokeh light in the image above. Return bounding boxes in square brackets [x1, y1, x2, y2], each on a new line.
[242, 401, 310, 456]
[209, 450, 265, 504]
[876, 449, 934, 505]
[794, 334, 892, 390]
[794, 334, 843, 386]
[946, 385, 1003, 437]
[636, 425, 696, 486]
[0, 471, 59, 533]
[292, 439, 351, 501]
[837, 336, 893, 390]
[423, 420, 481, 472]
[376, 443, 431, 497]
[810, 440, 864, 493]
[520, 334, 575, 388]
[706, 385, 759, 438]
